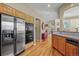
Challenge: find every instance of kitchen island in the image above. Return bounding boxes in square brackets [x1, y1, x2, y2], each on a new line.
[52, 31, 79, 56]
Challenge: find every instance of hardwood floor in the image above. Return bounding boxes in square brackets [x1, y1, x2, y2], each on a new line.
[20, 35, 62, 56]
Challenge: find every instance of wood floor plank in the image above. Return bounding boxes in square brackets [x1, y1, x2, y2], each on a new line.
[20, 35, 54, 56]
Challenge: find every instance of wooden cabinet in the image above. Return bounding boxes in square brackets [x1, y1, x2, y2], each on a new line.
[0, 4, 3, 12]
[0, 3, 34, 23]
[30, 16, 34, 24]
[0, 4, 15, 16]
[0, 4, 4, 13]
[66, 43, 79, 56]
[57, 36, 66, 55]
[52, 35, 58, 49]
[52, 35, 66, 55]
[5, 6, 15, 16]
[25, 15, 34, 23]
[15, 10, 22, 18]
[26, 15, 30, 23]
[52, 34, 79, 56]
[0, 4, 7, 13]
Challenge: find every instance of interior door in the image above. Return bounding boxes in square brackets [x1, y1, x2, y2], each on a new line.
[1, 14, 14, 56]
[16, 18, 25, 55]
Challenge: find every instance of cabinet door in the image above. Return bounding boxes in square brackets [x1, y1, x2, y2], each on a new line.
[1, 5, 7, 13]
[58, 36, 66, 55]
[52, 35, 58, 49]
[0, 4, 3, 12]
[7, 6, 14, 16]
[0, 4, 15, 16]
[66, 43, 79, 56]
[2, 5, 10, 14]
[12, 9, 16, 16]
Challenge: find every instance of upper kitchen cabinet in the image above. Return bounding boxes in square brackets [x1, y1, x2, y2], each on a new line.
[0, 4, 5, 13]
[0, 4, 15, 16]
[26, 15, 34, 24]
[29, 16, 34, 24]
[26, 15, 30, 23]
[0, 4, 8, 13]
[0, 4, 34, 24]
[15, 10, 25, 20]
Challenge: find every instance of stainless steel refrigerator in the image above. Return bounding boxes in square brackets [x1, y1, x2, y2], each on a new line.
[15, 18, 25, 55]
[1, 14, 14, 56]
[0, 14, 25, 56]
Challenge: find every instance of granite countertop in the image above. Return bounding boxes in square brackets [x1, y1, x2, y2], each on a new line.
[53, 32, 79, 40]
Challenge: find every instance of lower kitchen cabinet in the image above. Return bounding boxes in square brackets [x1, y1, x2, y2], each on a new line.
[52, 35, 58, 49]
[52, 34, 79, 56]
[66, 43, 79, 56]
[57, 36, 66, 55]
[52, 35, 66, 55]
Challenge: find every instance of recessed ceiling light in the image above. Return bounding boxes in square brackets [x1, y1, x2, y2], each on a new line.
[48, 4, 51, 7]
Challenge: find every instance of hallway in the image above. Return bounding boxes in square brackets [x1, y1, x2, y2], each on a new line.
[20, 36, 53, 56]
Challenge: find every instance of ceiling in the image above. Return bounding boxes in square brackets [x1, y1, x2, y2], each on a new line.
[26, 3, 62, 12]
[6, 3, 63, 22]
